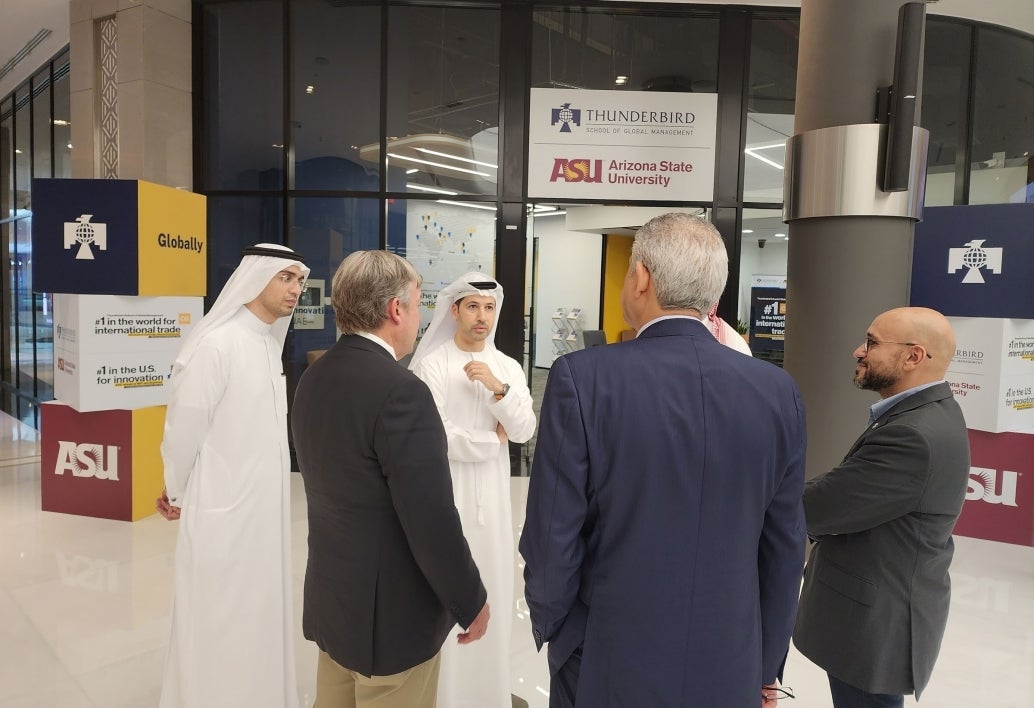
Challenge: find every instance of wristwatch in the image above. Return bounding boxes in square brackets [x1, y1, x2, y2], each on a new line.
[493, 383, 510, 401]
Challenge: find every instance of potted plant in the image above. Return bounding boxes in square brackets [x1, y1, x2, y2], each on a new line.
[736, 319, 749, 343]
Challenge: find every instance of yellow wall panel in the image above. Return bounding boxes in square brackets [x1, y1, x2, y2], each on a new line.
[602, 234, 633, 343]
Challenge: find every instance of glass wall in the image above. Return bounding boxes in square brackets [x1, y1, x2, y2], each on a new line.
[199, 0, 509, 419]
[0, 50, 69, 427]
[923, 20, 971, 206]
[201, 0, 284, 191]
[387, 5, 500, 197]
[969, 26, 1034, 204]
[194, 1, 1033, 379]
[530, 8, 719, 93]
[291, 1, 381, 192]
[745, 15, 798, 204]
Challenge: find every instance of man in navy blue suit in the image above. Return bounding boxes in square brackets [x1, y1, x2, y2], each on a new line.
[519, 213, 807, 707]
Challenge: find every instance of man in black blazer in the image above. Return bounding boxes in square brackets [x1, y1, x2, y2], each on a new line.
[292, 250, 489, 708]
[793, 307, 970, 708]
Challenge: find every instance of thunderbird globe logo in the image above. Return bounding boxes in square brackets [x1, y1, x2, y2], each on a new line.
[551, 102, 581, 133]
[63, 214, 108, 260]
[947, 239, 1003, 284]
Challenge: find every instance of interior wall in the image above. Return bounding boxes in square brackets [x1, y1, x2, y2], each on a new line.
[602, 235, 633, 345]
[532, 217, 603, 369]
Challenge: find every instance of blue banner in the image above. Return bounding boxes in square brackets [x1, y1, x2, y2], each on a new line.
[750, 287, 786, 353]
[32, 179, 139, 295]
[911, 204, 1034, 319]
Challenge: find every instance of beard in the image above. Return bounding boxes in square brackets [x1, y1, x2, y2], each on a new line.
[853, 361, 900, 392]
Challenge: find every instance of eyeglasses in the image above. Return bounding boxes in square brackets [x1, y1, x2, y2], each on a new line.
[277, 271, 308, 292]
[862, 337, 932, 359]
[764, 686, 795, 701]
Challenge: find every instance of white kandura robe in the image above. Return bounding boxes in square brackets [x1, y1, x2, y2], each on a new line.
[159, 308, 298, 708]
[413, 340, 537, 708]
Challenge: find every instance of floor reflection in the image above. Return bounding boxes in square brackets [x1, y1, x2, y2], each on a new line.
[0, 410, 1030, 707]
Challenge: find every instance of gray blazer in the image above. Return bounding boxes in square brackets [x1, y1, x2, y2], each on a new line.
[792, 382, 969, 697]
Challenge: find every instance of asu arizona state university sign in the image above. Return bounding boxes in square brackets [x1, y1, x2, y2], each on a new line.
[528, 88, 717, 201]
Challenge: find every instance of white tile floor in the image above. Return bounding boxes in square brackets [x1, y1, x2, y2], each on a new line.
[1, 411, 1032, 707]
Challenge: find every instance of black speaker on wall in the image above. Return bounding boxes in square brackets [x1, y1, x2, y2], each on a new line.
[881, 1, 926, 192]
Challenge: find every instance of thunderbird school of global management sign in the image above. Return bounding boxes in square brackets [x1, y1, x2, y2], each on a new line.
[528, 88, 717, 201]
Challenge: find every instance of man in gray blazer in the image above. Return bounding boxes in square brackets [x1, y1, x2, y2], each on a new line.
[793, 307, 970, 707]
[292, 251, 490, 708]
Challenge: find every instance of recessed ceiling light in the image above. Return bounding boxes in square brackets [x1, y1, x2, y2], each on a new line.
[437, 199, 496, 211]
[615, 75, 629, 86]
[387, 153, 490, 177]
[744, 149, 784, 170]
[742, 229, 754, 234]
[305, 85, 314, 94]
[405, 168, 418, 174]
[775, 233, 787, 238]
[52, 119, 70, 126]
[407, 183, 458, 195]
[415, 147, 497, 169]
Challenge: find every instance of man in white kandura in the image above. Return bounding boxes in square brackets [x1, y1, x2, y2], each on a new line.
[410, 273, 537, 708]
[155, 243, 309, 708]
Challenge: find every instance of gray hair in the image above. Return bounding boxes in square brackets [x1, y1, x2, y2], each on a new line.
[331, 250, 422, 334]
[631, 213, 728, 312]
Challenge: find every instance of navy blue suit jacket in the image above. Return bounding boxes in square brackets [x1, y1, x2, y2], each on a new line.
[519, 318, 806, 707]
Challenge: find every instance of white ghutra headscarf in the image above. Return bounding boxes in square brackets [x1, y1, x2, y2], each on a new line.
[171, 243, 309, 375]
[408, 271, 503, 371]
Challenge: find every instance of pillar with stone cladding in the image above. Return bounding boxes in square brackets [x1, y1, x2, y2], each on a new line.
[69, 0, 192, 187]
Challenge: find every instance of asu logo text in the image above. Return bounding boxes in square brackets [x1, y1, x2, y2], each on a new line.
[54, 441, 120, 480]
[549, 159, 604, 184]
[966, 466, 1018, 507]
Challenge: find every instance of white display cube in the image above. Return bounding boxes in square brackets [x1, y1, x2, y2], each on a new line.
[947, 317, 1034, 434]
[53, 294, 203, 412]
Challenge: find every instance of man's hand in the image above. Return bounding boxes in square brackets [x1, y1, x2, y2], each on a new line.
[457, 602, 490, 644]
[463, 361, 503, 396]
[762, 682, 785, 706]
[156, 489, 181, 520]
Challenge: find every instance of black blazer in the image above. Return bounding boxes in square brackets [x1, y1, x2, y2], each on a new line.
[292, 334, 486, 677]
[793, 382, 970, 697]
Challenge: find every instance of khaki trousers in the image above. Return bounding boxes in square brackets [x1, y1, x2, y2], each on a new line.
[314, 650, 442, 708]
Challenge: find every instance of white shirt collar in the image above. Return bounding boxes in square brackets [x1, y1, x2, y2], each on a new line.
[356, 331, 397, 360]
[636, 313, 707, 337]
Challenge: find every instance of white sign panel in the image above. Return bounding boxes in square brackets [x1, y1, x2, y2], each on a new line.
[528, 88, 717, 201]
[293, 278, 326, 330]
[53, 294, 203, 412]
[1003, 319, 1034, 376]
[404, 201, 496, 338]
[947, 317, 1034, 433]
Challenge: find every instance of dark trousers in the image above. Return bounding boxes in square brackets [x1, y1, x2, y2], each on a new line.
[549, 645, 582, 708]
[828, 674, 904, 708]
